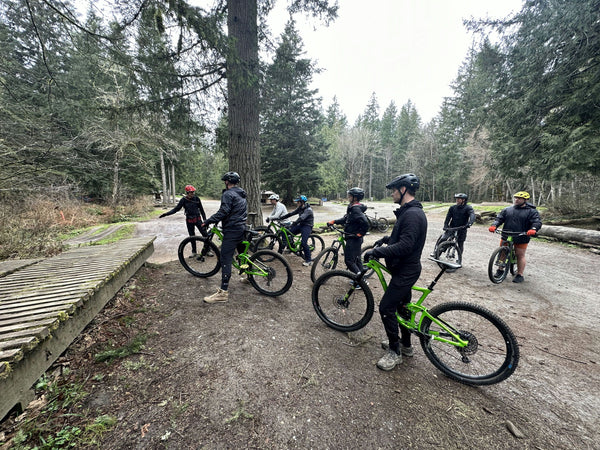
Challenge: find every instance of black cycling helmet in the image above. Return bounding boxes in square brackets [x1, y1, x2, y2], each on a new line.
[347, 187, 365, 201]
[221, 171, 240, 184]
[454, 193, 468, 200]
[386, 173, 420, 191]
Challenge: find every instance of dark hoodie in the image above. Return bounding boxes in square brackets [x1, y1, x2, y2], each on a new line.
[205, 186, 248, 231]
[333, 202, 369, 237]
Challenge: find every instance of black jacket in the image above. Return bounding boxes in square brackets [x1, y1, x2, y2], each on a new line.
[333, 202, 369, 237]
[372, 200, 427, 274]
[163, 195, 206, 220]
[281, 204, 314, 228]
[205, 186, 248, 231]
[492, 202, 542, 244]
[444, 204, 475, 228]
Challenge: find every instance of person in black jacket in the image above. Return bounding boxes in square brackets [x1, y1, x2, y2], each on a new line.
[327, 187, 369, 274]
[363, 174, 427, 371]
[159, 185, 211, 256]
[433, 193, 476, 256]
[202, 172, 248, 303]
[280, 195, 314, 266]
[489, 191, 542, 283]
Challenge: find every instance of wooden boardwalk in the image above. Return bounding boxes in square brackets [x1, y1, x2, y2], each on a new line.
[0, 236, 155, 420]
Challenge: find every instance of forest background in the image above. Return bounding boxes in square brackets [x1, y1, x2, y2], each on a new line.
[1, 0, 599, 259]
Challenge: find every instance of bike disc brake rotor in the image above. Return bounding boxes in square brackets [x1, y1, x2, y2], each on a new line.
[456, 330, 479, 361]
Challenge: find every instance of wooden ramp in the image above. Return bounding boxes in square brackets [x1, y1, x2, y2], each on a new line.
[0, 236, 155, 420]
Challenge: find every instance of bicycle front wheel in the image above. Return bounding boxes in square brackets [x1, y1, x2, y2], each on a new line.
[178, 236, 221, 278]
[376, 217, 389, 232]
[312, 270, 374, 332]
[310, 247, 339, 282]
[248, 250, 293, 296]
[253, 233, 282, 254]
[435, 241, 462, 273]
[488, 246, 510, 283]
[419, 302, 519, 385]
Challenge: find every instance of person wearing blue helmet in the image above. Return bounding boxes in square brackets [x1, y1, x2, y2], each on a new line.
[280, 195, 314, 266]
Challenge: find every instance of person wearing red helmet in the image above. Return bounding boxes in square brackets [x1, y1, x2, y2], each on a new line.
[159, 185, 210, 256]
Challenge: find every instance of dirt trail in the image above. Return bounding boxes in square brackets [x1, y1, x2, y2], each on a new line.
[4, 202, 599, 449]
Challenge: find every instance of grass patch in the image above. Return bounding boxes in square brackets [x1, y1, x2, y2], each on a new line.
[94, 333, 148, 363]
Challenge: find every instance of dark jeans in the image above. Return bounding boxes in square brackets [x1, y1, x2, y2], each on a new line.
[186, 218, 208, 253]
[219, 228, 246, 291]
[289, 223, 313, 262]
[344, 237, 363, 274]
[379, 269, 420, 353]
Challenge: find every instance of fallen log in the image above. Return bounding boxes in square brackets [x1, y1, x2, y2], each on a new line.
[537, 225, 600, 246]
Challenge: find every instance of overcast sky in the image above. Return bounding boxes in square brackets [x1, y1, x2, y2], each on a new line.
[267, 0, 523, 124]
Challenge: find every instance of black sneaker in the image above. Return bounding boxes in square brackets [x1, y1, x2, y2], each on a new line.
[513, 274, 524, 283]
[494, 269, 504, 278]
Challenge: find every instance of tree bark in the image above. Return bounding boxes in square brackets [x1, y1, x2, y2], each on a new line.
[537, 225, 600, 246]
[227, 0, 262, 223]
[160, 150, 167, 205]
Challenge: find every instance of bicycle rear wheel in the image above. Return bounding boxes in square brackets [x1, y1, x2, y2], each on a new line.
[248, 250, 293, 296]
[308, 234, 325, 256]
[419, 302, 519, 385]
[376, 217, 389, 232]
[435, 241, 462, 273]
[312, 270, 374, 332]
[310, 247, 339, 283]
[488, 246, 510, 283]
[178, 236, 221, 277]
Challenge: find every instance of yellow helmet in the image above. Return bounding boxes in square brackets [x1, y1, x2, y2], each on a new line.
[513, 191, 530, 200]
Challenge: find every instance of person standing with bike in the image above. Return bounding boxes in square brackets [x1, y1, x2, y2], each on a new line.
[159, 185, 212, 257]
[280, 195, 315, 266]
[327, 187, 370, 274]
[433, 193, 476, 256]
[202, 172, 248, 303]
[363, 174, 427, 371]
[488, 191, 542, 283]
[266, 194, 288, 224]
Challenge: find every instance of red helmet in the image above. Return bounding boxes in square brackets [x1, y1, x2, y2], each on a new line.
[185, 185, 196, 193]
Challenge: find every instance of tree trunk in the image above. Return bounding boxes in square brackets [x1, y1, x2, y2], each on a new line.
[538, 225, 600, 246]
[160, 150, 167, 205]
[227, 0, 261, 223]
[171, 163, 176, 204]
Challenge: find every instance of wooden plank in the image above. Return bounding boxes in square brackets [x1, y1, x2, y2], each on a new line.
[0, 296, 83, 315]
[0, 326, 50, 342]
[0, 318, 59, 335]
[0, 312, 66, 329]
[0, 348, 22, 361]
[0, 304, 76, 322]
[0, 336, 37, 352]
[0, 298, 83, 313]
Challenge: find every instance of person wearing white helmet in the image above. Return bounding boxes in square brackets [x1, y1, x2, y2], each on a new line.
[266, 194, 288, 223]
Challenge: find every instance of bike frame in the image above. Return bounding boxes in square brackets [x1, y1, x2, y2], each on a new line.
[206, 226, 271, 278]
[494, 231, 519, 265]
[357, 258, 470, 348]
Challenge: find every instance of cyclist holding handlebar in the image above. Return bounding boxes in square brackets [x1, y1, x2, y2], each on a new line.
[327, 187, 369, 275]
[488, 191, 542, 283]
[362, 174, 427, 371]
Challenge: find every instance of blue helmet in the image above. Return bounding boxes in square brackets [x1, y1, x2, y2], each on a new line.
[294, 195, 308, 202]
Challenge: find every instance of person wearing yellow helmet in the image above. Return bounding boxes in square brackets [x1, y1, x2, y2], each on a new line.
[488, 191, 542, 283]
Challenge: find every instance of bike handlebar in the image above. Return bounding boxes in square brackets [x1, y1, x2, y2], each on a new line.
[494, 229, 528, 236]
[443, 224, 470, 231]
[327, 223, 361, 237]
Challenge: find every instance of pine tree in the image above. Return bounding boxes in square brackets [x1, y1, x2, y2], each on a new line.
[260, 19, 326, 204]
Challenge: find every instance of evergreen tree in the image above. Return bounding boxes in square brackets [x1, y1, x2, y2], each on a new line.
[260, 19, 326, 204]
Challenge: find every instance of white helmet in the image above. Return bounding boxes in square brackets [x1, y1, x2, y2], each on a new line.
[268, 194, 279, 201]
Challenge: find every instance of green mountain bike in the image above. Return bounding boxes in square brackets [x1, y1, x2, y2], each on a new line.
[253, 219, 324, 258]
[488, 230, 527, 284]
[178, 225, 293, 297]
[310, 224, 375, 282]
[311, 256, 520, 385]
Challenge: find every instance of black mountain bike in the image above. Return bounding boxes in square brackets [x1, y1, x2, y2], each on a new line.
[431, 224, 469, 273]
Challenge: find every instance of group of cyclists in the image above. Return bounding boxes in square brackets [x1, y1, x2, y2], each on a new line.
[159, 171, 542, 371]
